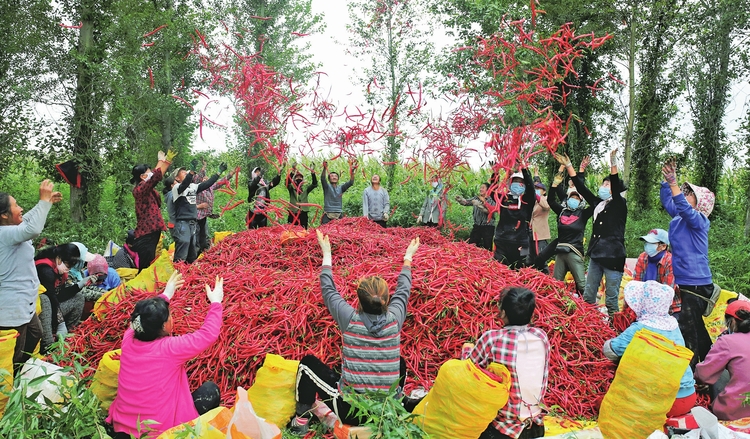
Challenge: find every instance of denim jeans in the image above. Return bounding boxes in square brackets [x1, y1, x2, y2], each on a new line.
[173, 220, 198, 263]
[583, 259, 623, 314]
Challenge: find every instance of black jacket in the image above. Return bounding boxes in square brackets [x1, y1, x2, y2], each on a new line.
[491, 169, 536, 245]
[548, 184, 594, 255]
[573, 173, 627, 270]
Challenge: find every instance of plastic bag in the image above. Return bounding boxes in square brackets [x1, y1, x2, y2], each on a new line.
[599, 328, 693, 439]
[246, 354, 299, 429]
[90, 349, 121, 410]
[703, 290, 740, 343]
[412, 359, 511, 439]
[19, 358, 73, 406]
[0, 329, 17, 416]
[157, 406, 232, 439]
[543, 416, 598, 435]
[115, 267, 139, 283]
[227, 387, 281, 439]
[93, 250, 174, 319]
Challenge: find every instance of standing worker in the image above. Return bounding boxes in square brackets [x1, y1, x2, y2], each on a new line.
[321, 159, 357, 225]
[455, 182, 495, 251]
[247, 166, 283, 229]
[130, 150, 175, 269]
[557, 149, 627, 315]
[0, 180, 62, 366]
[417, 175, 446, 227]
[286, 164, 317, 228]
[547, 166, 593, 295]
[362, 174, 391, 228]
[171, 162, 225, 263]
[661, 158, 716, 367]
[491, 166, 536, 268]
[530, 168, 551, 265]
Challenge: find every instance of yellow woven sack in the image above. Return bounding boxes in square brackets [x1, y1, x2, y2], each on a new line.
[35, 284, 46, 315]
[115, 268, 139, 283]
[157, 406, 231, 439]
[412, 359, 511, 439]
[213, 231, 234, 244]
[90, 349, 121, 410]
[542, 416, 597, 435]
[0, 329, 18, 416]
[599, 328, 693, 439]
[246, 354, 299, 428]
[703, 290, 739, 343]
[93, 250, 174, 319]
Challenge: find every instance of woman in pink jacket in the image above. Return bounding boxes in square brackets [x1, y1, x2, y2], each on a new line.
[107, 272, 224, 438]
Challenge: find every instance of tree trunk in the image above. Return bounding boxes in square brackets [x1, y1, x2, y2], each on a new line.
[69, 4, 97, 223]
[622, 0, 637, 184]
[385, 0, 399, 191]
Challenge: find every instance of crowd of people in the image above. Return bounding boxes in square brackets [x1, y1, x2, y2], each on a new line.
[0, 148, 748, 438]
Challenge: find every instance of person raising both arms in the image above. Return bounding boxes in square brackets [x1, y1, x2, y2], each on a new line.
[546, 165, 594, 296]
[491, 164, 536, 269]
[286, 164, 318, 229]
[107, 272, 224, 438]
[321, 158, 357, 225]
[556, 149, 627, 316]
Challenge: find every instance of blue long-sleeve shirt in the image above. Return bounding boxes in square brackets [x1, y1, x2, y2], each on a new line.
[660, 182, 712, 286]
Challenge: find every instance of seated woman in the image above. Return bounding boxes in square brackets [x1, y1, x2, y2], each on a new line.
[107, 271, 223, 438]
[695, 300, 750, 421]
[289, 230, 420, 435]
[84, 254, 121, 291]
[603, 280, 696, 417]
[35, 243, 92, 352]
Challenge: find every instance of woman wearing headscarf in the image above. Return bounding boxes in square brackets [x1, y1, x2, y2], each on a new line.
[603, 280, 696, 417]
[0, 180, 62, 365]
[661, 158, 716, 367]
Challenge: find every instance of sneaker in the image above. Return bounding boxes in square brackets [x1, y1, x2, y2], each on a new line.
[289, 415, 311, 435]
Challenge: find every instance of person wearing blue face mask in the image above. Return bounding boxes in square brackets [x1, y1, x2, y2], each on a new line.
[555, 149, 627, 316]
[546, 167, 594, 295]
[632, 228, 678, 314]
[490, 165, 536, 268]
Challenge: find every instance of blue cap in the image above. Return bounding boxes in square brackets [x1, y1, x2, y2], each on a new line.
[640, 229, 669, 245]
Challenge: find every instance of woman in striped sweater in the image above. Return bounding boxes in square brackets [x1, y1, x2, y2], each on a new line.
[289, 230, 420, 435]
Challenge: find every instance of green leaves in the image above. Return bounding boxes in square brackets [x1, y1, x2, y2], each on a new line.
[342, 383, 428, 439]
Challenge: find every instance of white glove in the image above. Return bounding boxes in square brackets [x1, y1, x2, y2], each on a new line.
[206, 276, 224, 303]
[404, 237, 420, 262]
[417, 215, 422, 223]
[317, 230, 332, 266]
[383, 212, 389, 221]
[163, 271, 184, 300]
[158, 150, 167, 162]
[77, 275, 98, 289]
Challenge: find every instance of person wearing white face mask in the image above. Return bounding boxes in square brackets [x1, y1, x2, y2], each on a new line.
[555, 149, 627, 316]
[34, 243, 95, 353]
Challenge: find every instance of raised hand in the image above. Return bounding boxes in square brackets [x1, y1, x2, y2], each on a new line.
[404, 237, 420, 262]
[206, 276, 224, 303]
[163, 270, 184, 300]
[579, 155, 591, 172]
[662, 158, 678, 186]
[39, 180, 63, 204]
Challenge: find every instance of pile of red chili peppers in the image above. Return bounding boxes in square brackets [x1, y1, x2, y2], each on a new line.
[68, 218, 618, 419]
